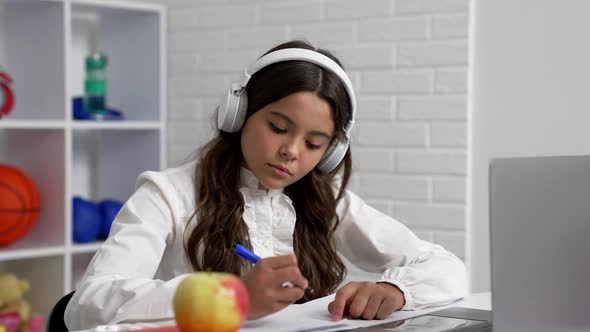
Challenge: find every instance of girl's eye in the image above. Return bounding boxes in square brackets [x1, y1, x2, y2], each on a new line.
[269, 122, 286, 133]
[306, 142, 322, 150]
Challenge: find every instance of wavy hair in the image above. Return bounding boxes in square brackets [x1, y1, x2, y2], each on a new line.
[184, 40, 352, 301]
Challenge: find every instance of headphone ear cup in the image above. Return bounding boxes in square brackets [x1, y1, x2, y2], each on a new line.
[234, 92, 248, 131]
[317, 140, 349, 173]
[218, 83, 248, 133]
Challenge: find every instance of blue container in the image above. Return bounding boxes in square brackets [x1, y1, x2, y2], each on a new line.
[99, 199, 123, 239]
[72, 196, 100, 243]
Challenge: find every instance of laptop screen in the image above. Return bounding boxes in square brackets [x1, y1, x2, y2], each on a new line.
[489, 155, 590, 331]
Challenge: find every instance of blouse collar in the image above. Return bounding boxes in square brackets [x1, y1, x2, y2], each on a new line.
[239, 167, 284, 196]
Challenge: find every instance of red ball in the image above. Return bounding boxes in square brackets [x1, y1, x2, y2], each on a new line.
[0, 164, 40, 246]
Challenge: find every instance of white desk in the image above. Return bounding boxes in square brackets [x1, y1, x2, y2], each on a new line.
[79, 293, 491, 332]
[447, 292, 491, 311]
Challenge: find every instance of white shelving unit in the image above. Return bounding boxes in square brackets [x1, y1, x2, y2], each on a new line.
[0, 0, 166, 321]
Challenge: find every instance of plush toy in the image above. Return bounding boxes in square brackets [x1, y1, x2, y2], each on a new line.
[0, 273, 43, 332]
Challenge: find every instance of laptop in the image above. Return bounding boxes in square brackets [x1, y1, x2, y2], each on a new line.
[354, 155, 590, 331]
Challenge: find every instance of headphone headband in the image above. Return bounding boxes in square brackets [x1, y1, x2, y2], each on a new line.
[218, 47, 356, 173]
[240, 48, 356, 139]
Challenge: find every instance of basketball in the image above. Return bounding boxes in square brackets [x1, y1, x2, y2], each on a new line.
[0, 164, 40, 246]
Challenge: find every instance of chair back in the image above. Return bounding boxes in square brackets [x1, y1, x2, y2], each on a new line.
[46, 291, 75, 332]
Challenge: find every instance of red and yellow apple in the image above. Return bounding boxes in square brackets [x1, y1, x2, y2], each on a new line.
[173, 272, 249, 332]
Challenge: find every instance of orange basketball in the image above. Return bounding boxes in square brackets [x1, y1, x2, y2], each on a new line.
[0, 164, 40, 246]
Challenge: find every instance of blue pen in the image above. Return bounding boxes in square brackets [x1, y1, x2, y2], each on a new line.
[233, 243, 261, 264]
[233, 243, 314, 295]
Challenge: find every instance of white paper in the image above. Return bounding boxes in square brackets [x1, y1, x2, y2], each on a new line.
[240, 293, 491, 332]
[79, 293, 491, 332]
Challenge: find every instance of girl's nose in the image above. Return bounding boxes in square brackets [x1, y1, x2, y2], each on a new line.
[279, 141, 298, 160]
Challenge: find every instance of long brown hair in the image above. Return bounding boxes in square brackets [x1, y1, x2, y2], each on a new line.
[184, 40, 352, 301]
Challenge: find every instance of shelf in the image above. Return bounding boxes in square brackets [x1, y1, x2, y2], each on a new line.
[0, 119, 164, 130]
[71, 241, 103, 254]
[0, 246, 66, 261]
[70, 2, 163, 121]
[71, 0, 164, 13]
[72, 251, 95, 290]
[0, 0, 66, 121]
[0, 120, 67, 129]
[0, 256, 65, 320]
[0, 0, 166, 324]
[0, 129, 66, 248]
[71, 120, 163, 130]
[72, 129, 160, 201]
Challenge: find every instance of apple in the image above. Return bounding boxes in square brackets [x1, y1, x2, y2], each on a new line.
[173, 272, 249, 332]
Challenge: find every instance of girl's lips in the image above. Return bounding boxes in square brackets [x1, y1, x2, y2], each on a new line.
[269, 164, 291, 177]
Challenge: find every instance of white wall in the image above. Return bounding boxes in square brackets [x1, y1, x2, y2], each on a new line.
[0, 0, 471, 259]
[468, 0, 590, 291]
[0, 6, 5, 65]
[133, 0, 471, 259]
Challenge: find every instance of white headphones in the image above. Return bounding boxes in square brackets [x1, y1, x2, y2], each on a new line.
[217, 48, 356, 173]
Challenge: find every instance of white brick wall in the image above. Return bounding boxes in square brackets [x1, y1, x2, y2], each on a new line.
[0, 6, 4, 64]
[138, 0, 470, 259]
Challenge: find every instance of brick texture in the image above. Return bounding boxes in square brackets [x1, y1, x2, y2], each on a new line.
[135, 0, 470, 258]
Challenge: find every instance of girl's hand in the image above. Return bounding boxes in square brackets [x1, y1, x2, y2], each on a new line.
[327, 281, 406, 321]
[242, 255, 308, 319]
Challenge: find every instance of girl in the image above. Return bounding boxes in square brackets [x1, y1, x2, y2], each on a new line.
[64, 40, 467, 330]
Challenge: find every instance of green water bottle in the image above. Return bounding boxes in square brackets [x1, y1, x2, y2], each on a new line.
[84, 52, 108, 115]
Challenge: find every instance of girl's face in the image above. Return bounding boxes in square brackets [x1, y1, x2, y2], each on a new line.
[241, 91, 335, 190]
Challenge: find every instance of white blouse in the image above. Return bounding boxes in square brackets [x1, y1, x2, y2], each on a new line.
[64, 161, 467, 331]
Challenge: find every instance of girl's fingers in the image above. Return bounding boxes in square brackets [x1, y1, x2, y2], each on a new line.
[375, 295, 399, 320]
[347, 284, 375, 318]
[273, 266, 308, 289]
[274, 286, 305, 303]
[360, 293, 385, 320]
[328, 283, 358, 321]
